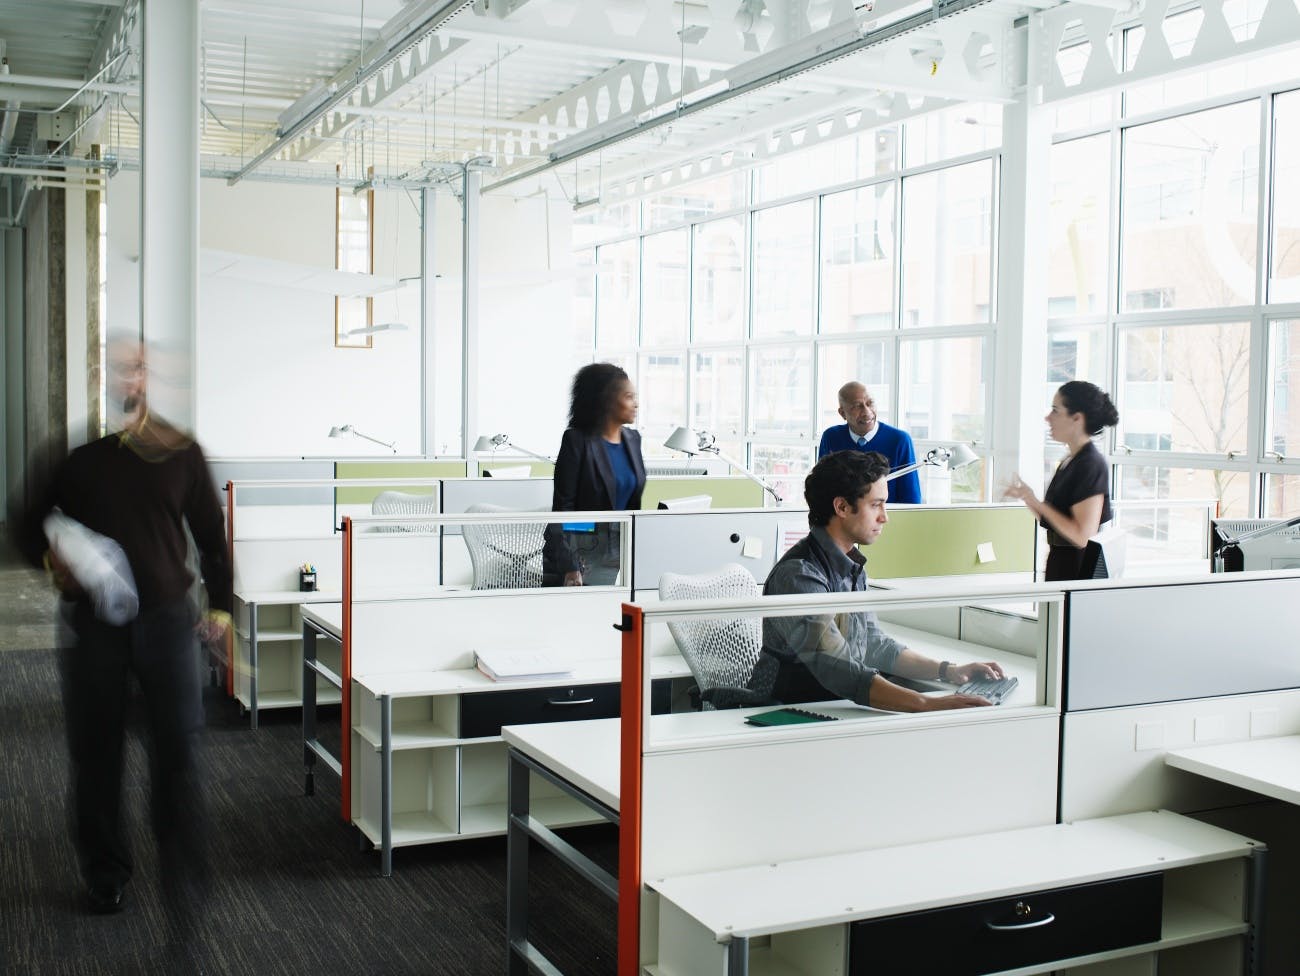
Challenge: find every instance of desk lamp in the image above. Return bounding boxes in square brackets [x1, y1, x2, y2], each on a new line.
[885, 442, 979, 481]
[664, 426, 782, 505]
[1211, 513, 1300, 573]
[472, 433, 555, 464]
[328, 424, 397, 453]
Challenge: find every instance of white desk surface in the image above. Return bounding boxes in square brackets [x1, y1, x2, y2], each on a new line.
[1166, 734, 1300, 806]
[235, 589, 343, 605]
[502, 718, 621, 811]
[648, 810, 1256, 940]
[301, 602, 343, 638]
[355, 654, 691, 698]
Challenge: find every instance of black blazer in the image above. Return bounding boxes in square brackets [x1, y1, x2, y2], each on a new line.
[543, 426, 646, 578]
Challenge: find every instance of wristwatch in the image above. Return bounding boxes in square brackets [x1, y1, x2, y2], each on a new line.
[938, 660, 951, 682]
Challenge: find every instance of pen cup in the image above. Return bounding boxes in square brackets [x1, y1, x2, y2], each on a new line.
[299, 570, 317, 592]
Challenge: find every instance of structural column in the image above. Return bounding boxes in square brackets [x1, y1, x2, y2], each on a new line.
[992, 84, 1051, 490]
[140, 0, 199, 431]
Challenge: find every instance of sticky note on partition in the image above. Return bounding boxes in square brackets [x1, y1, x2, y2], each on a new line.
[741, 536, 763, 559]
[976, 542, 996, 564]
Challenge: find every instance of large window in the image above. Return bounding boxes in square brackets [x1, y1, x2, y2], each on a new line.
[577, 111, 1001, 499]
[1049, 83, 1300, 531]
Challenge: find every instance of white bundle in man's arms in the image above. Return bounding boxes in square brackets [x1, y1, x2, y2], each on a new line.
[43, 511, 139, 625]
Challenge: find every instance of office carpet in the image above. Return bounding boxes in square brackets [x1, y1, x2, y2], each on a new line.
[0, 647, 618, 976]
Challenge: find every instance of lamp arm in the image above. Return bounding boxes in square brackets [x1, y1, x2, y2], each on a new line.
[351, 429, 397, 453]
[709, 447, 783, 504]
[1217, 513, 1300, 547]
[505, 442, 555, 464]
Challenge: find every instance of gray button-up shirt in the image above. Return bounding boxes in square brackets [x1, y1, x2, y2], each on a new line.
[761, 525, 904, 705]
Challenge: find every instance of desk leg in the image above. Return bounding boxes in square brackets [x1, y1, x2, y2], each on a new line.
[726, 936, 750, 976]
[248, 602, 259, 730]
[302, 623, 317, 796]
[380, 694, 392, 877]
[506, 750, 530, 976]
[1246, 845, 1267, 976]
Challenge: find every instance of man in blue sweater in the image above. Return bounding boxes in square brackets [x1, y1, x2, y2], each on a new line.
[817, 381, 922, 503]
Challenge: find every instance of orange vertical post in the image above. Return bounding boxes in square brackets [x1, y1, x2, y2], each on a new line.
[225, 481, 235, 696]
[617, 603, 645, 976]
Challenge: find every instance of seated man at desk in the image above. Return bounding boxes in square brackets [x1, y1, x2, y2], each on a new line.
[761, 450, 1002, 711]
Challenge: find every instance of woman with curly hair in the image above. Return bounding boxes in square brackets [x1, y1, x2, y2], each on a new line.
[1004, 380, 1120, 581]
[543, 363, 645, 586]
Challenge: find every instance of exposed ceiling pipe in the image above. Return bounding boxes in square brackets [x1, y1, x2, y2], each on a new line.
[228, 0, 475, 185]
[0, 56, 18, 158]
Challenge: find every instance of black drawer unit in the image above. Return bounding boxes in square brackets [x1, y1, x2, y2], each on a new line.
[459, 678, 672, 738]
[849, 872, 1162, 976]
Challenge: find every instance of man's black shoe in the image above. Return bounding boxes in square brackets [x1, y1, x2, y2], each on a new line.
[87, 883, 124, 914]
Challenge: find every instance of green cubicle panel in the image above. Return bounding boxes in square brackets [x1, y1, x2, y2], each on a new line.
[479, 460, 556, 477]
[641, 476, 766, 510]
[865, 506, 1037, 579]
[334, 460, 467, 504]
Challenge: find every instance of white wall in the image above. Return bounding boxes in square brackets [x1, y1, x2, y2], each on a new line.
[104, 171, 575, 459]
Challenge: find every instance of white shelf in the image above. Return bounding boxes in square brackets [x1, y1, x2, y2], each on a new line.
[355, 811, 459, 848]
[1159, 895, 1250, 947]
[459, 796, 603, 838]
[352, 721, 465, 751]
[235, 689, 305, 710]
[236, 628, 301, 643]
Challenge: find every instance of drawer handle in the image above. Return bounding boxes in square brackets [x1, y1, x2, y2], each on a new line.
[986, 910, 1056, 932]
[547, 697, 596, 706]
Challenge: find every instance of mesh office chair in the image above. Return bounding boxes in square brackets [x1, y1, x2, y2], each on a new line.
[658, 563, 776, 710]
[463, 503, 546, 589]
[370, 490, 438, 531]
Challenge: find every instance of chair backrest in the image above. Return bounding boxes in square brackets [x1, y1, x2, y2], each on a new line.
[370, 490, 438, 532]
[658, 563, 766, 708]
[463, 503, 546, 590]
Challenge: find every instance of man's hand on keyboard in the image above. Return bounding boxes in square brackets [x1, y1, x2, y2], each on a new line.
[921, 693, 993, 710]
[948, 661, 1005, 684]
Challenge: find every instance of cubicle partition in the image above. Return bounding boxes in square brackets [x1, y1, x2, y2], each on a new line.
[866, 503, 1037, 580]
[1056, 570, 1300, 973]
[336, 511, 690, 873]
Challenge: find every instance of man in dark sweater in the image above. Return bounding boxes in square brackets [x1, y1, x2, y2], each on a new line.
[19, 338, 231, 918]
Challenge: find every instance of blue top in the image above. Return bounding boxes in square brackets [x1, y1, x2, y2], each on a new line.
[818, 421, 922, 504]
[604, 439, 638, 510]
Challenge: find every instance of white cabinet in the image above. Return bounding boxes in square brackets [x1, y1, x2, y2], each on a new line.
[232, 590, 342, 728]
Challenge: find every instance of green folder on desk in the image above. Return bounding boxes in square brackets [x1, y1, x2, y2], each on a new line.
[745, 707, 838, 727]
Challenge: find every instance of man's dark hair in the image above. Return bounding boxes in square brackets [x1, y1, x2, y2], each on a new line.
[805, 450, 891, 527]
[568, 362, 629, 434]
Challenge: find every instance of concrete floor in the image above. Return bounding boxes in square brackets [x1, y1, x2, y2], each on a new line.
[0, 535, 67, 651]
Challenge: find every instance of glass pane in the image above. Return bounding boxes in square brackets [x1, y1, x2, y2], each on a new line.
[820, 183, 896, 333]
[573, 200, 639, 247]
[573, 249, 595, 355]
[1116, 465, 1246, 566]
[1268, 319, 1300, 458]
[1117, 323, 1250, 455]
[692, 348, 745, 453]
[595, 239, 639, 350]
[750, 443, 814, 508]
[922, 453, 987, 504]
[900, 159, 994, 327]
[898, 336, 986, 444]
[903, 103, 1002, 168]
[1119, 102, 1259, 311]
[752, 126, 900, 203]
[692, 216, 746, 343]
[752, 200, 815, 338]
[1045, 324, 1109, 460]
[638, 350, 686, 442]
[749, 345, 812, 438]
[1265, 474, 1300, 517]
[1270, 90, 1300, 302]
[642, 230, 689, 346]
[644, 171, 749, 229]
[817, 341, 892, 436]
[1048, 134, 1109, 316]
